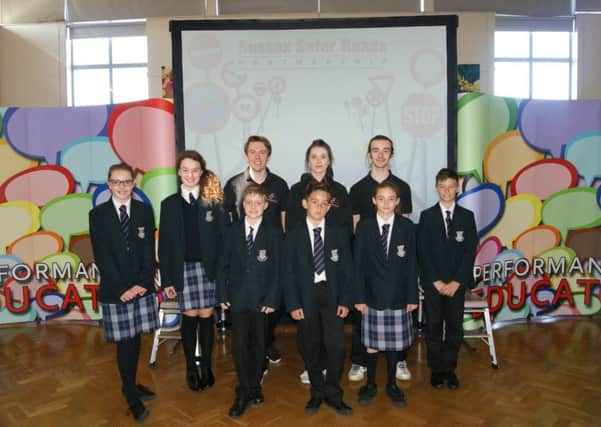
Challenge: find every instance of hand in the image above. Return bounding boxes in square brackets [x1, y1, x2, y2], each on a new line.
[446, 281, 461, 297]
[354, 303, 367, 314]
[433, 280, 447, 295]
[164, 286, 176, 299]
[131, 285, 147, 296]
[261, 306, 275, 314]
[337, 305, 349, 318]
[119, 288, 137, 302]
[290, 308, 304, 320]
[220, 302, 231, 310]
[406, 304, 418, 312]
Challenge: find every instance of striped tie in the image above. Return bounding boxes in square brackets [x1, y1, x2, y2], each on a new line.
[246, 226, 254, 255]
[189, 192, 196, 204]
[381, 223, 390, 257]
[313, 227, 325, 275]
[445, 210, 453, 239]
[119, 205, 131, 251]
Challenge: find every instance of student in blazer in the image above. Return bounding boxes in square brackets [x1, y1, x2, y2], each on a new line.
[284, 181, 353, 416]
[417, 168, 477, 391]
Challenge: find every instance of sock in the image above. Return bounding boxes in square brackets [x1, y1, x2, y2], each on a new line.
[198, 316, 214, 370]
[117, 336, 138, 405]
[181, 314, 198, 369]
[366, 352, 378, 386]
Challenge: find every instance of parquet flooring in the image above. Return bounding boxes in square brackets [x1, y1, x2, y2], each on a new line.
[0, 318, 599, 426]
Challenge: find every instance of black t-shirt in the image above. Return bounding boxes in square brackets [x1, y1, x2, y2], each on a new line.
[223, 168, 289, 227]
[349, 172, 413, 218]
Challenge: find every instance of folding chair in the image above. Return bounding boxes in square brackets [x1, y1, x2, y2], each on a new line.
[463, 290, 498, 368]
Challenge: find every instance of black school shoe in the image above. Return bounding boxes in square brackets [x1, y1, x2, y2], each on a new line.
[187, 367, 201, 391]
[228, 397, 249, 418]
[358, 383, 377, 405]
[249, 389, 264, 405]
[446, 372, 460, 390]
[135, 384, 156, 401]
[266, 345, 282, 364]
[304, 397, 322, 415]
[324, 398, 353, 416]
[430, 372, 445, 389]
[128, 400, 149, 422]
[386, 383, 406, 407]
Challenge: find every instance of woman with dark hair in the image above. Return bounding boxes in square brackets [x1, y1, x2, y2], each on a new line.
[158, 150, 226, 392]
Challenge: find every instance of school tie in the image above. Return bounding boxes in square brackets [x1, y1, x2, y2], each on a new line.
[119, 205, 131, 251]
[381, 223, 390, 257]
[313, 227, 325, 275]
[246, 226, 254, 255]
[189, 192, 196, 204]
[445, 210, 453, 239]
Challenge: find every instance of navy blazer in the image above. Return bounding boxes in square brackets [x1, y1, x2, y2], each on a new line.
[217, 220, 282, 312]
[158, 193, 226, 291]
[283, 220, 352, 315]
[417, 204, 477, 290]
[89, 199, 156, 304]
[354, 215, 418, 310]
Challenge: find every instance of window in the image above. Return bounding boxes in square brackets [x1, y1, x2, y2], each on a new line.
[67, 23, 148, 106]
[494, 30, 576, 100]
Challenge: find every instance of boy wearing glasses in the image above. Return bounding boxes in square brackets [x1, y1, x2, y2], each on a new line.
[89, 163, 158, 422]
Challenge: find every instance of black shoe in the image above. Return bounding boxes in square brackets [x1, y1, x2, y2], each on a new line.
[386, 383, 406, 407]
[228, 397, 249, 418]
[324, 398, 353, 416]
[135, 384, 156, 401]
[187, 367, 201, 391]
[128, 400, 149, 422]
[199, 368, 215, 390]
[358, 384, 377, 405]
[304, 397, 322, 415]
[250, 389, 264, 405]
[446, 372, 460, 390]
[266, 345, 281, 364]
[430, 372, 445, 389]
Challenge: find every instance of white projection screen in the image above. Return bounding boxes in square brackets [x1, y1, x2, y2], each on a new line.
[171, 16, 457, 214]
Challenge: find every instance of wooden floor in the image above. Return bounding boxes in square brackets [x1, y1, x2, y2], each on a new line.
[0, 318, 599, 427]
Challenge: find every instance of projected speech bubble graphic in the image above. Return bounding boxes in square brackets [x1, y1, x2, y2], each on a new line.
[518, 99, 601, 158]
[40, 194, 92, 247]
[457, 183, 504, 237]
[2, 106, 109, 164]
[563, 131, 601, 186]
[0, 139, 38, 185]
[510, 159, 578, 201]
[184, 82, 231, 134]
[541, 188, 601, 242]
[6, 231, 63, 267]
[487, 194, 542, 248]
[140, 168, 177, 227]
[108, 99, 176, 173]
[457, 93, 518, 181]
[0, 165, 75, 206]
[0, 201, 40, 254]
[513, 225, 561, 261]
[59, 136, 120, 192]
[483, 130, 545, 196]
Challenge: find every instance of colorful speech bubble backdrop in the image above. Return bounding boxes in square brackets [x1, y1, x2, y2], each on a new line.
[488, 249, 523, 286]
[39, 194, 92, 247]
[541, 188, 601, 243]
[69, 234, 95, 268]
[39, 251, 82, 277]
[483, 130, 545, 196]
[510, 159, 578, 201]
[537, 246, 577, 272]
[31, 292, 66, 321]
[487, 194, 542, 248]
[474, 236, 503, 282]
[4, 275, 54, 304]
[547, 293, 601, 316]
[0, 139, 38, 185]
[2, 106, 109, 164]
[0, 201, 40, 254]
[457, 183, 504, 237]
[513, 225, 561, 262]
[566, 228, 601, 260]
[0, 306, 37, 323]
[457, 93, 518, 182]
[518, 99, 601, 158]
[0, 254, 22, 286]
[140, 167, 177, 227]
[563, 131, 601, 186]
[59, 136, 120, 192]
[0, 165, 75, 207]
[6, 231, 63, 267]
[108, 99, 176, 173]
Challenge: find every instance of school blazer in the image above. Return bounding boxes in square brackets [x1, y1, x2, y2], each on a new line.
[283, 220, 353, 315]
[89, 200, 156, 304]
[417, 204, 477, 291]
[354, 215, 418, 310]
[158, 193, 226, 292]
[216, 220, 282, 312]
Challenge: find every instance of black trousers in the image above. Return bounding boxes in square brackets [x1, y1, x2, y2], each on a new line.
[298, 283, 345, 402]
[350, 308, 367, 366]
[265, 309, 281, 352]
[423, 285, 465, 374]
[231, 311, 268, 398]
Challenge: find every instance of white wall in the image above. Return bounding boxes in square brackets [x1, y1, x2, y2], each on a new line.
[576, 14, 601, 99]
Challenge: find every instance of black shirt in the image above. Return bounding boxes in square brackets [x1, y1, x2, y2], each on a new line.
[223, 168, 289, 227]
[349, 172, 413, 217]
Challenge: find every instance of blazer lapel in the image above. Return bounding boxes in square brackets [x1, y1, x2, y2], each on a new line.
[389, 216, 404, 260]
[236, 222, 247, 259]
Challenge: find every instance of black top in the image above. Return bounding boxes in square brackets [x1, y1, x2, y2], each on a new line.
[353, 215, 418, 310]
[349, 172, 413, 217]
[223, 168, 289, 227]
[89, 200, 156, 304]
[182, 196, 202, 261]
[285, 173, 352, 234]
[217, 220, 282, 312]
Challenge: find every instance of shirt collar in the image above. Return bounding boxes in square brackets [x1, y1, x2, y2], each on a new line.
[439, 202, 456, 218]
[112, 197, 131, 216]
[181, 185, 200, 202]
[376, 213, 394, 228]
[245, 217, 262, 235]
[306, 218, 326, 232]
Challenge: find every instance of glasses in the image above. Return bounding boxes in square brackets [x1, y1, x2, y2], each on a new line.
[109, 179, 134, 187]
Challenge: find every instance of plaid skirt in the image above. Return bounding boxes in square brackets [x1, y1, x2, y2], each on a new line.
[362, 307, 414, 351]
[178, 261, 216, 311]
[102, 293, 158, 342]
